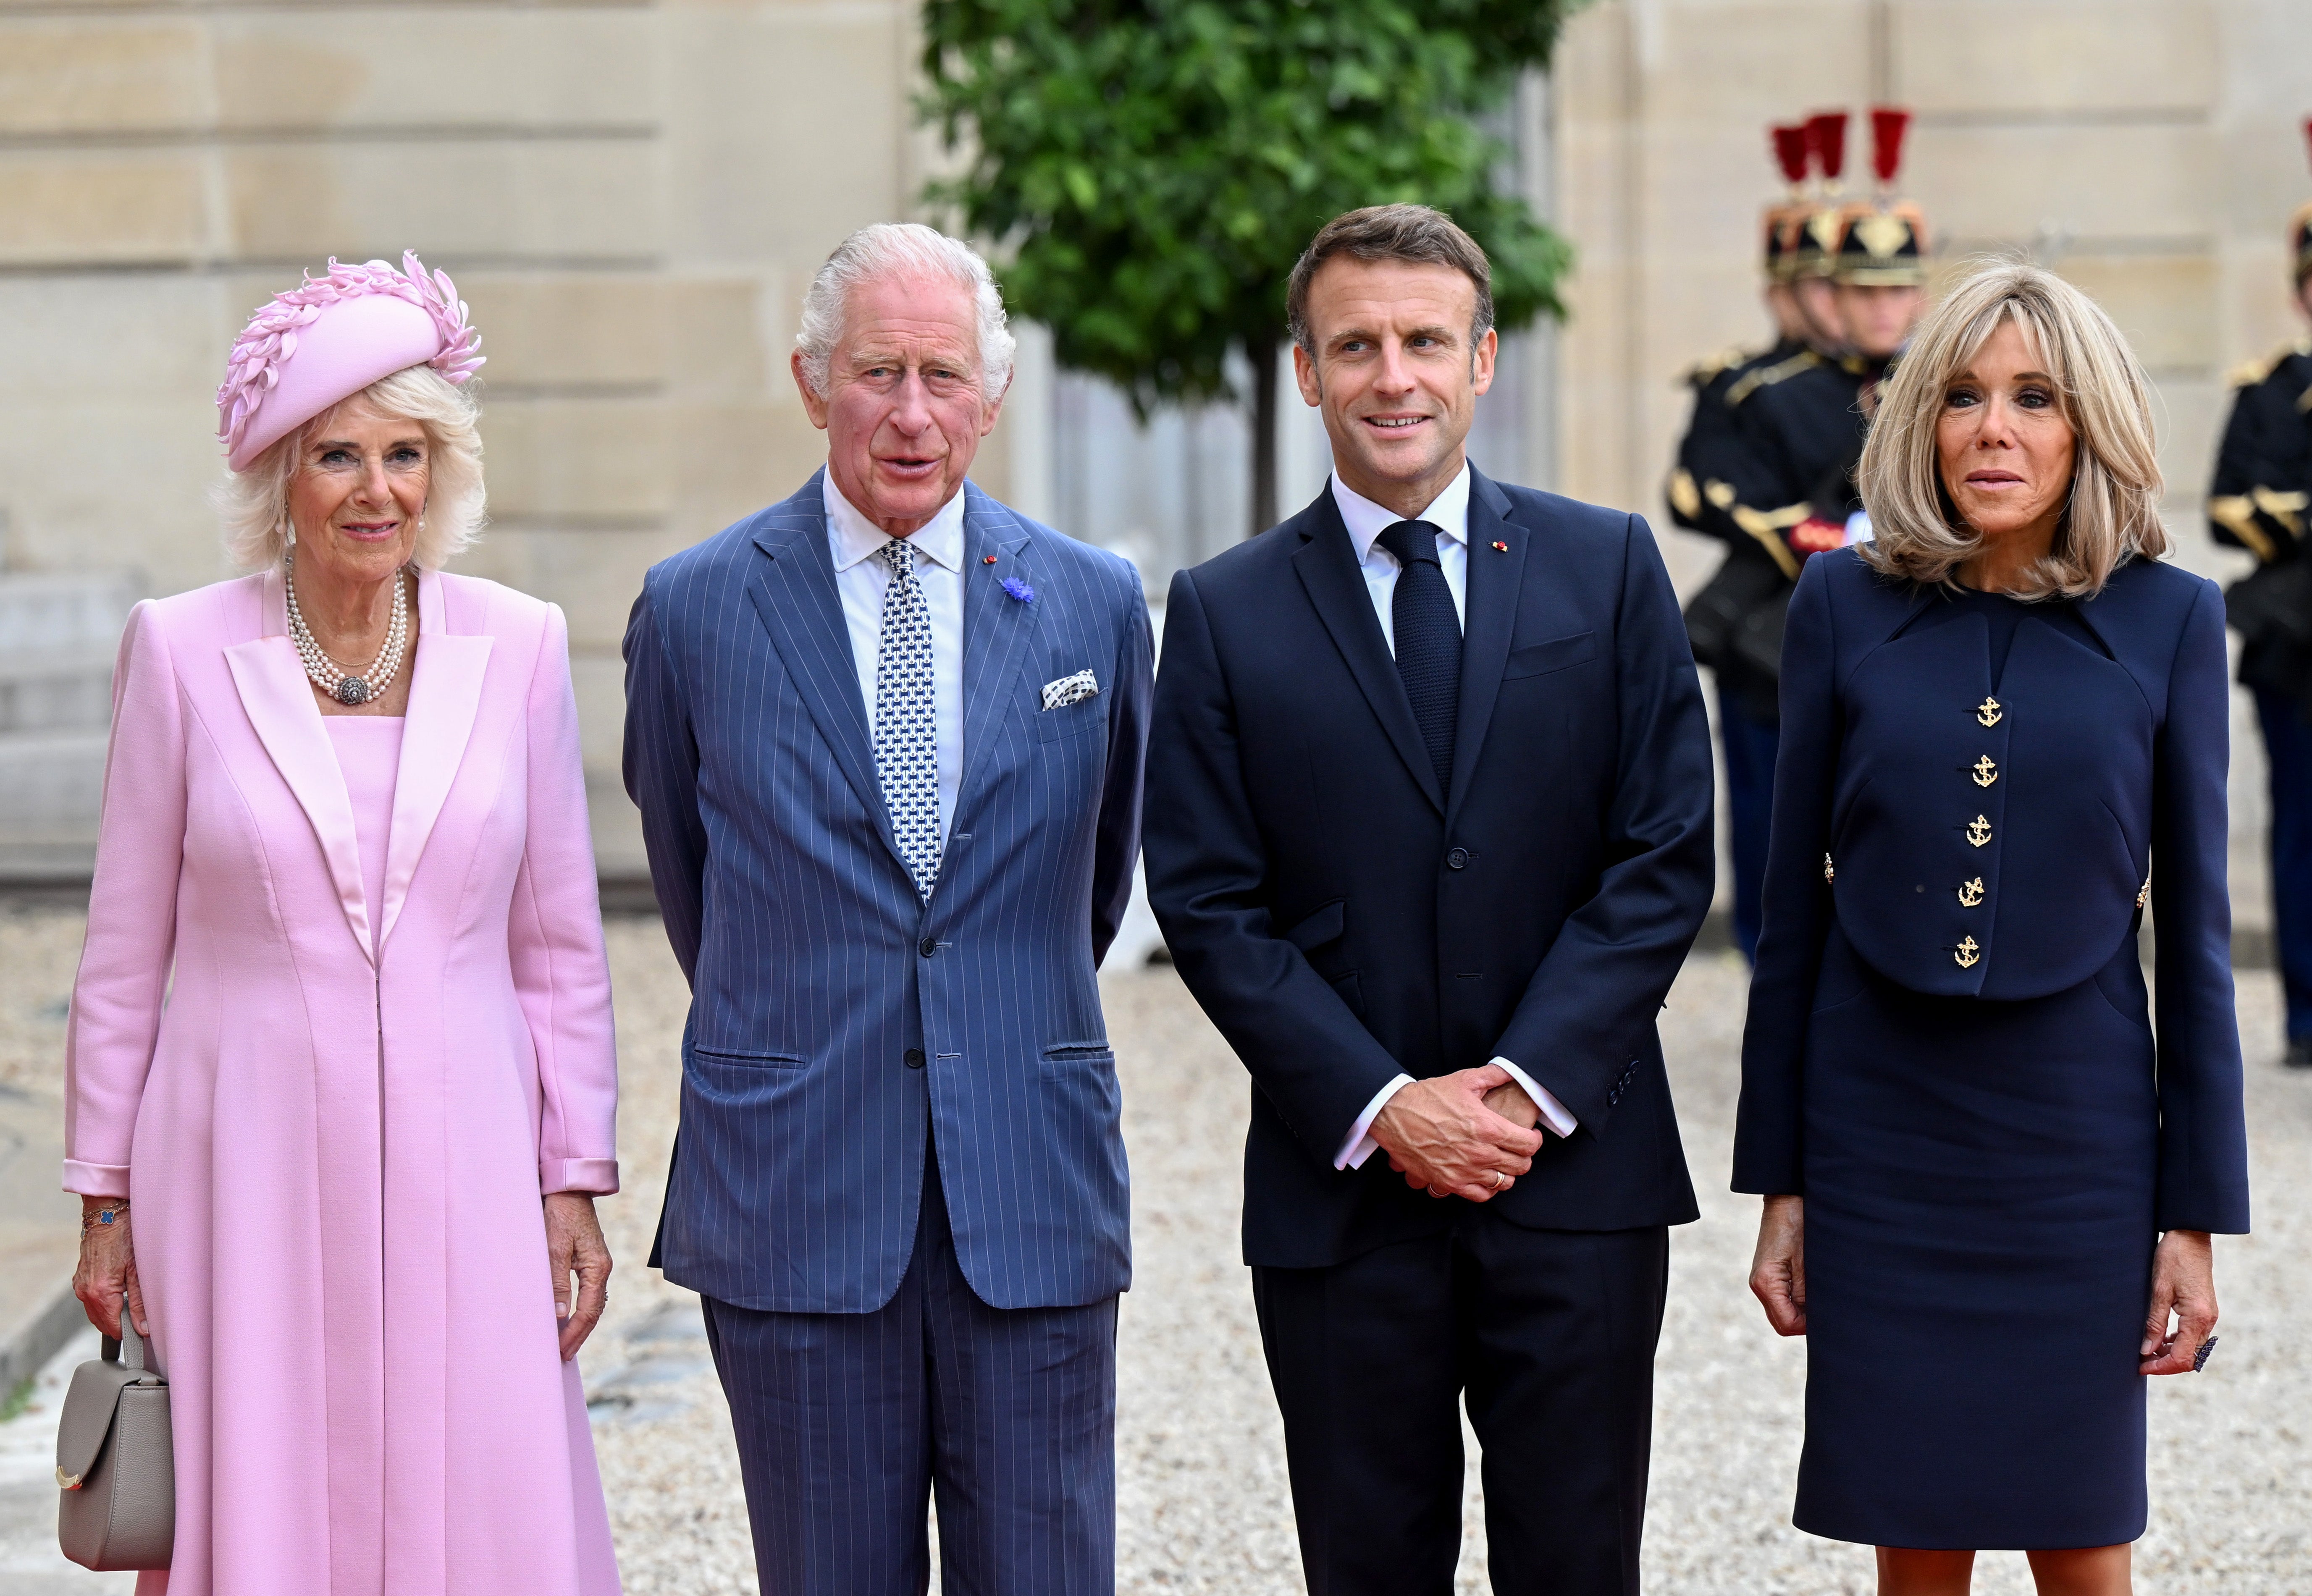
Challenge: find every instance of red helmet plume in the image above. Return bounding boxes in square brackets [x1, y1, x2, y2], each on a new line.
[1806, 111, 1849, 184]
[1872, 107, 1913, 187]
[1772, 124, 1811, 187]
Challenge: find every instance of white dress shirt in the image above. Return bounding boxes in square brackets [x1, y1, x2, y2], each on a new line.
[826, 473, 966, 845]
[1324, 466, 1580, 1170]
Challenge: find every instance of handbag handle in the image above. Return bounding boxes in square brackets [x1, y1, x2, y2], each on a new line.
[99, 1297, 148, 1375]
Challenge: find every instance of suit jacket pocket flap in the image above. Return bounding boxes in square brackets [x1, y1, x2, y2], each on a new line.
[690, 1046, 807, 1069]
[57, 1360, 141, 1486]
[1035, 694, 1106, 742]
[1282, 899, 1346, 953]
[1504, 632, 1598, 679]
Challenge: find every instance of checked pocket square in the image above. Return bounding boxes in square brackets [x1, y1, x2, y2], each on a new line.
[1041, 669, 1100, 711]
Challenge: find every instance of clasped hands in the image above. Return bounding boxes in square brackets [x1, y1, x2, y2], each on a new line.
[1371, 1065, 1547, 1202]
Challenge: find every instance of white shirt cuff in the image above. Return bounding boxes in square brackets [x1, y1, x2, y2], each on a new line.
[1336, 1074, 1414, 1170]
[1491, 1058, 1578, 1139]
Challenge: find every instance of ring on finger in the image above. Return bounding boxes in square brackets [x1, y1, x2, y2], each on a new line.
[1486, 1170, 1504, 1190]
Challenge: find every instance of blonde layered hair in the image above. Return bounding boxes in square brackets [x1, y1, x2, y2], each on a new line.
[1858, 259, 2165, 598]
[216, 364, 485, 571]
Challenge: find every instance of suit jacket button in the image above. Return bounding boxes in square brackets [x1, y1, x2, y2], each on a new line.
[903, 1048, 926, 1069]
[919, 936, 940, 957]
[1447, 847, 1469, 870]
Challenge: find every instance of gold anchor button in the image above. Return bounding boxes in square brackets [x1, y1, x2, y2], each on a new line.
[1958, 877, 1984, 907]
[1954, 936, 1981, 969]
[1971, 755, 1999, 788]
[1976, 697, 2002, 727]
[1966, 815, 1992, 847]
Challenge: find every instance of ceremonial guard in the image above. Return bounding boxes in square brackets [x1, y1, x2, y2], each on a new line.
[1667, 124, 1820, 561]
[1736, 109, 1926, 556]
[1674, 118, 1838, 960]
[1677, 110, 1927, 961]
[2210, 118, 2312, 1066]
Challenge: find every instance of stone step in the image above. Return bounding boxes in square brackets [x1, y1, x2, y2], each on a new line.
[0, 733, 109, 878]
[0, 574, 138, 742]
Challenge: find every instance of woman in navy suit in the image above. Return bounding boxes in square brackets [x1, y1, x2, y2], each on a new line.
[1735, 261, 2251, 1596]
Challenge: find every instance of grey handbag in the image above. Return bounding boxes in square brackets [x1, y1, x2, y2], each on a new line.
[56, 1304, 174, 1571]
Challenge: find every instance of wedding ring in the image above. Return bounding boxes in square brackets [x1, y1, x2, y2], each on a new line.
[1486, 1170, 1504, 1190]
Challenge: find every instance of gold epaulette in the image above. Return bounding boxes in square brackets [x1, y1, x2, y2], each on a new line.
[1728, 502, 1810, 580]
[1683, 345, 1754, 386]
[1727, 349, 1821, 407]
[1666, 467, 1702, 520]
[2227, 337, 2312, 389]
[2207, 490, 2309, 563]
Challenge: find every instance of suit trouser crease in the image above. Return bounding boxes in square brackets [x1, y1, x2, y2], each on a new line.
[703, 1146, 1118, 1596]
[1252, 1216, 1669, 1596]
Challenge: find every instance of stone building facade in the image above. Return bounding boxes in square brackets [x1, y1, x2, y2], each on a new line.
[2, 0, 2309, 882]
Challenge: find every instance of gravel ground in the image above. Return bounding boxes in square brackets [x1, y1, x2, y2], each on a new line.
[3, 903, 2307, 1593]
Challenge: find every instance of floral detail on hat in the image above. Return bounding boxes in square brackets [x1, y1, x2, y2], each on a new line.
[216, 251, 483, 462]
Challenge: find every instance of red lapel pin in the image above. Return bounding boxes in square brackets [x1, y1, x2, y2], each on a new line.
[982, 555, 997, 565]
[1492, 540, 1508, 552]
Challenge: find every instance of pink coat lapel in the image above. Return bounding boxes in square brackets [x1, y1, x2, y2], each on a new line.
[380, 572, 491, 949]
[225, 567, 374, 959]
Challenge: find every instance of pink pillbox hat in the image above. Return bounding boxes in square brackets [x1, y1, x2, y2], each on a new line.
[217, 251, 484, 471]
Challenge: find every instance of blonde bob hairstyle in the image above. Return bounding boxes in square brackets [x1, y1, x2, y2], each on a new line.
[1858, 259, 2165, 599]
[216, 363, 485, 571]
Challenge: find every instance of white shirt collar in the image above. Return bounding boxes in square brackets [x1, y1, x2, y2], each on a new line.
[824, 471, 967, 574]
[1330, 461, 1472, 564]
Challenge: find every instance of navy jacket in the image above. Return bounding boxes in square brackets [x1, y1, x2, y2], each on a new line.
[1734, 549, 2251, 1234]
[1144, 472, 1714, 1268]
[623, 472, 1154, 1312]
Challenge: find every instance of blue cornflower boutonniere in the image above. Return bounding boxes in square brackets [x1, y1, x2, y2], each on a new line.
[1000, 576, 1035, 605]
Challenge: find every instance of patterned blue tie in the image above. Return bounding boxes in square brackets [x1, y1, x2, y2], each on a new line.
[1377, 519, 1461, 801]
[874, 539, 940, 899]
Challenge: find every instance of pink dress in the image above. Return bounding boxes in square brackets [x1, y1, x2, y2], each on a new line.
[64, 569, 622, 1595]
[327, 716, 405, 924]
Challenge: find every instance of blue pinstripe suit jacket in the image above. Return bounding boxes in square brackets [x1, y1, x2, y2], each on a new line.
[623, 471, 1152, 1313]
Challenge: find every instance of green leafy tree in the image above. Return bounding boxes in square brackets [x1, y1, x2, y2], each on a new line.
[921, 0, 1586, 533]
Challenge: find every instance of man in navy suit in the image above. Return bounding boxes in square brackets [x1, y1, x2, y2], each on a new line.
[623, 223, 1152, 1593]
[1145, 206, 1714, 1593]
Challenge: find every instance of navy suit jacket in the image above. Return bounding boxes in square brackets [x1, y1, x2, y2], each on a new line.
[1733, 549, 2251, 1233]
[623, 471, 1153, 1312]
[1144, 472, 1713, 1269]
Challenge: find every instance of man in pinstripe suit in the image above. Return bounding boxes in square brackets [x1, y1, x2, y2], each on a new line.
[623, 223, 1152, 1594]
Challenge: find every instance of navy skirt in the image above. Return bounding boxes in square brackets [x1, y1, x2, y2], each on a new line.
[1796, 926, 2156, 1550]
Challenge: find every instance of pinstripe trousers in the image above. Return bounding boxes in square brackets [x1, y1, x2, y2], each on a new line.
[701, 1141, 1120, 1596]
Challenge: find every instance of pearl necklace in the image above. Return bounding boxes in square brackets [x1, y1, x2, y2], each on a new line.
[286, 553, 410, 706]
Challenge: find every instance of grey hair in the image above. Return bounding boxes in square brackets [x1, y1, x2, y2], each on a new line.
[1858, 258, 2164, 599]
[215, 364, 485, 572]
[795, 223, 1016, 400]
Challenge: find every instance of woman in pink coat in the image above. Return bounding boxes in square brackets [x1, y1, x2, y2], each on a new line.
[66, 254, 624, 1595]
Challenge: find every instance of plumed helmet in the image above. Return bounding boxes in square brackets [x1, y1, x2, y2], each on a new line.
[1834, 108, 1929, 287]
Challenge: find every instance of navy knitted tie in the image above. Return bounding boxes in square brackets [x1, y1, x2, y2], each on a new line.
[1377, 519, 1461, 799]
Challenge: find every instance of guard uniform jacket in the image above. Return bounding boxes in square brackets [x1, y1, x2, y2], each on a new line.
[2209, 338, 2312, 567]
[1674, 343, 1826, 717]
[1666, 339, 1797, 546]
[2209, 339, 2312, 705]
[1736, 353, 1880, 535]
